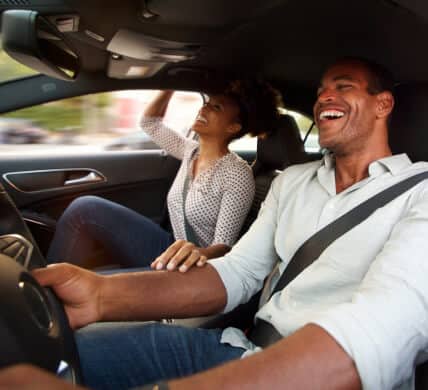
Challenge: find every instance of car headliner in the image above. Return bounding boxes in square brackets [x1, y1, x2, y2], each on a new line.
[1, 0, 428, 116]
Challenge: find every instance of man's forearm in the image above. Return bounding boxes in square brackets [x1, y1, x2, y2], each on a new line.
[169, 324, 361, 390]
[99, 264, 227, 321]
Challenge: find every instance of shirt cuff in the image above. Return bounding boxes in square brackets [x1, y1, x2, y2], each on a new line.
[211, 239, 234, 248]
[209, 257, 245, 313]
[139, 116, 162, 131]
[311, 306, 384, 390]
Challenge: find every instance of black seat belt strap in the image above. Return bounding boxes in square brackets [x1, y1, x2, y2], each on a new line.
[248, 171, 428, 347]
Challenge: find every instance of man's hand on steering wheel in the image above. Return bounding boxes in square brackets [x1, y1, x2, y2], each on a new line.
[32, 263, 105, 330]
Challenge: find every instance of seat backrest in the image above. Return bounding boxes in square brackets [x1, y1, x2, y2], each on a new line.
[253, 114, 309, 175]
[389, 83, 428, 162]
[388, 83, 428, 389]
[239, 114, 309, 235]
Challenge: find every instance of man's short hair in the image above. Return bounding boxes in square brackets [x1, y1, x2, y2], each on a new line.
[336, 57, 395, 97]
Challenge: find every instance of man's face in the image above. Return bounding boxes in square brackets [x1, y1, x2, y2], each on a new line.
[313, 61, 379, 155]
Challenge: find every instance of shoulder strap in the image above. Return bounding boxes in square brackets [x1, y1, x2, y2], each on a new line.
[182, 174, 199, 245]
[270, 171, 428, 297]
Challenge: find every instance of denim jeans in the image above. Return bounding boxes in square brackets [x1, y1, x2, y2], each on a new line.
[76, 322, 246, 390]
[47, 196, 174, 267]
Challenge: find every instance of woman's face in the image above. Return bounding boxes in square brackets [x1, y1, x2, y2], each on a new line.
[191, 94, 242, 142]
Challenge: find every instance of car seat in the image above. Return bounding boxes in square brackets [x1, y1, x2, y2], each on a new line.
[239, 114, 310, 235]
[388, 82, 428, 389]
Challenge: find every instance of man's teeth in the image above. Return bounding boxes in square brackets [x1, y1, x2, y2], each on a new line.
[319, 110, 345, 120]
[196, 115, 207, 124]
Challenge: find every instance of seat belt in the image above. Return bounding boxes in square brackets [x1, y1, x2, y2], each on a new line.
[248, 171, 428, 347]
[182, 174, 199, 245]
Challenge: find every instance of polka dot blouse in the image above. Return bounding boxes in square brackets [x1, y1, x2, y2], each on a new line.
[141, 117, 255, 247]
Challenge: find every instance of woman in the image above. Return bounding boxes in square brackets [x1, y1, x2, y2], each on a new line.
[47, 80, 280, 271]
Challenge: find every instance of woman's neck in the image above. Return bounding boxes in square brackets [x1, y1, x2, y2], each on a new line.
[198, 137, 229, 162]
[192, 137, 229, 178]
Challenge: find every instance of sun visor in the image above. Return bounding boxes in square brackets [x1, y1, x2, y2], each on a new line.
[106, 29, 200, 62]
[107, 55, 165, 79]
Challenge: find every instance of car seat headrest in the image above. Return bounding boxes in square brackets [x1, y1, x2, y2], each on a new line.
[389, 83, 428, 162]
[255, 114, 307, 172]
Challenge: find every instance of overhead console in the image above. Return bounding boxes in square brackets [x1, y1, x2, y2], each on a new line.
[106, 29, 201, 79]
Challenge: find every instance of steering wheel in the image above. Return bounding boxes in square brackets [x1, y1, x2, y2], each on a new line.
[0, 183, 82, 383]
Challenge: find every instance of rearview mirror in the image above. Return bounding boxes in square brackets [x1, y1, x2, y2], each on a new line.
[1, 10, 79, 81]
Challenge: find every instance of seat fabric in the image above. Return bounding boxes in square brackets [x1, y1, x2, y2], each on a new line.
[389, 83, 428, 389]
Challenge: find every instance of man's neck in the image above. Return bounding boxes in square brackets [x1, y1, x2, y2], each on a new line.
[334, 147, 392, 193]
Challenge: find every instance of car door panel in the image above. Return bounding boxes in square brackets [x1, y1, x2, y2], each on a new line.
[0, 150, 180, 255]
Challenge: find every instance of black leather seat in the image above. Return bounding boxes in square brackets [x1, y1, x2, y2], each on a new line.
[388, 83, 428, 389]
[389, 83, 428, 162]
[239, 114, 309, 235]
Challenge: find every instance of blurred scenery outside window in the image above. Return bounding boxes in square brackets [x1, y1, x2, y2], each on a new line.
[0, 88, 202, 154]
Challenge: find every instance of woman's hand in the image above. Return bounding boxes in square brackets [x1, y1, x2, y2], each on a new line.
[151, 239, 208, 273]
[32, 263, 105, 329]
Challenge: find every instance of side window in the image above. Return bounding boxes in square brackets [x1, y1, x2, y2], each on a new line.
[0, 90, 202, 153]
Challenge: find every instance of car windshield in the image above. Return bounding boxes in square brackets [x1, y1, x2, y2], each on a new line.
[0, 35, 39, 83]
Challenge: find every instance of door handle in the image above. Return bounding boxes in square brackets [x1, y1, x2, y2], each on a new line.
[3, 168, 106, 193]
[64, 171, 104, 186]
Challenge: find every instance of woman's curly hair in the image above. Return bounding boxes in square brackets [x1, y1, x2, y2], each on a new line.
[222, 78, 283, 140]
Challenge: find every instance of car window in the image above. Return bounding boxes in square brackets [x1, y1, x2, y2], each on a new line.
[0, 90, 202, 154]
[0, 39, 39, 83]
[229, 109, 321, 154]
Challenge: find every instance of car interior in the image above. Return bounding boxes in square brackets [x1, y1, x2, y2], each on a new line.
[1, 0, 428, 387]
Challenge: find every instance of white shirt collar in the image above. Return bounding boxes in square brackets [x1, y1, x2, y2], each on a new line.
[318, 153, 413, 196]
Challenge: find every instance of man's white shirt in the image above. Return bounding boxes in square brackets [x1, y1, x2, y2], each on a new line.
[210, 153, 428, 390]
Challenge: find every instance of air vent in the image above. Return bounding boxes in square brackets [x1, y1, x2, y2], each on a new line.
[0, 0, 30, 5]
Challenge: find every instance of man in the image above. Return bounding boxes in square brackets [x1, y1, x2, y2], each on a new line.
[1, 57, 428, 390]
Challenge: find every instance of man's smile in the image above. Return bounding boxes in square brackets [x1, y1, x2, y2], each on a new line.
[318, 109, 345, 121]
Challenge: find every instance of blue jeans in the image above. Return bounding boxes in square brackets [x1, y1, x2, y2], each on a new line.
[76, 322, 246, 390]
[47, 196, 174, 267]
